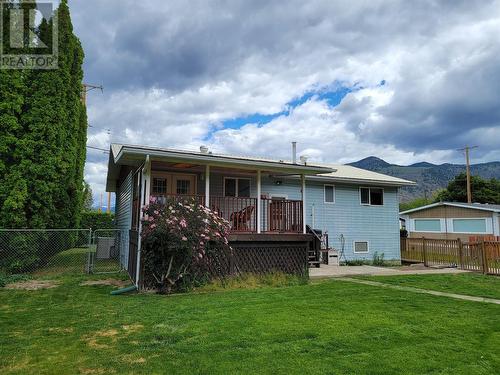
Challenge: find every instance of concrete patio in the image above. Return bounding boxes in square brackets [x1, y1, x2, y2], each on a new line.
[309, 264, 470, 279]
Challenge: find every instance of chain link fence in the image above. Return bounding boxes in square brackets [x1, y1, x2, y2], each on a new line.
[0, 229, 125, 276]
[87, 229, 123, 274]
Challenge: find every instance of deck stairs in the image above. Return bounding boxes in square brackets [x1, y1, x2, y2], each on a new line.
[307, 226, 330, 268]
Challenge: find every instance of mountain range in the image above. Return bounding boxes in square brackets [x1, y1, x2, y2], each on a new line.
[348, 157, 500, 202]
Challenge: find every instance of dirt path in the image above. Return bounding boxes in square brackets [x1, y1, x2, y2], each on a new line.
[336, 277, 500, 305]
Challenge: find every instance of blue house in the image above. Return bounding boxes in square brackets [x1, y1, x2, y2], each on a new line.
[105, 143, 414, 282]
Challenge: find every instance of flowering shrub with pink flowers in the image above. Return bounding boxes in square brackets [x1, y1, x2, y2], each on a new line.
[141, 197, 232, 294]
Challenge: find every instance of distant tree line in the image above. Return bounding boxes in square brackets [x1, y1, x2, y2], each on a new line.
[0, 1, 87, 228]
[400, 172, 500, 211]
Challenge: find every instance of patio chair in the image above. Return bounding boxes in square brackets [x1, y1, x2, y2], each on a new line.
[230, 205, 255, 231]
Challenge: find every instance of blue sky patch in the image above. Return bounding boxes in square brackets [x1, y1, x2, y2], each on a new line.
[220, 86, 352, 130]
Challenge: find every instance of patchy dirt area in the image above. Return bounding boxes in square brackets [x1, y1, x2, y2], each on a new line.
[4, 280, 59, 290]
[80, 279, 130, 288]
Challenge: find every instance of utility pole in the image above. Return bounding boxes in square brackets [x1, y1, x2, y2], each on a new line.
[81, 83, 103, 106]
[458, 146, 478, 204]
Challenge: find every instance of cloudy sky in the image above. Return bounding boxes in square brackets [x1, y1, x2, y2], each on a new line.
[68, 0, 500, 206]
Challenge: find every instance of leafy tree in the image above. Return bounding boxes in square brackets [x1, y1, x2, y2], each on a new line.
[434, 173, 500, 204]
[399, 196, 435, 212]
[82, 182, 94, 210]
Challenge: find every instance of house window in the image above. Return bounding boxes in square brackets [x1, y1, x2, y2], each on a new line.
[354, 241, 369, 253]
[452, 219, 487, 233]
[414, 219, 441, 232]
[360, 187, 383, 206]
[224, 178, 250, 198]
[152, 177, 167, 195]
[176, 179, 191, 195]
[324, 185, 335, 203]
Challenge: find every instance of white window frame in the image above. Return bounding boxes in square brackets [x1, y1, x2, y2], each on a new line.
[323, 184, 335, 204]
[451, 218, 489, 234]
[359, 187, 384, 206]
[223, 177, 251, 198]
[353, 240, 370, 254]
[412, 218, 443, 233]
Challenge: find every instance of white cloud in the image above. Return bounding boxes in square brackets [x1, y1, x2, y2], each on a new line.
[71, 0, 500, 203]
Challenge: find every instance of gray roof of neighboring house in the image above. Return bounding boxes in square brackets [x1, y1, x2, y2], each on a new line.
[400, 201, 500, 215]
[106, 143, 415, 191]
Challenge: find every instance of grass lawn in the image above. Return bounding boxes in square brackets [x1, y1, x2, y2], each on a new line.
[1, 273, 499, 374]
[355, 273, 500, 300]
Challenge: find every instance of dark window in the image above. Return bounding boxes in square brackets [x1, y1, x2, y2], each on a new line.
[360, 188, 370, 204]
[370, 188, 383, 205]
[176, 179, 190, 195]
[360, 187, 383, 206]
[224, 178, 236, 197]
[324, 185, 335, 203]
[238, 179, 250, 197]
[225, 178, 250, 197]
[152, 178, 167, 195]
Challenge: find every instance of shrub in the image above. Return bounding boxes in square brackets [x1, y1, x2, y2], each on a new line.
[141, 197, 231, 294]
[0, 273, 31, 288]
[372, 251, 386, 266]
[80, 211, 115, 231]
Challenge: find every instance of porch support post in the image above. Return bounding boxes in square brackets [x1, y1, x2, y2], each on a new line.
[257, 170, 261, 234]
[205, 164, 210, 207]
[136, 155, 151, 288]
[301, 174, 306, 234]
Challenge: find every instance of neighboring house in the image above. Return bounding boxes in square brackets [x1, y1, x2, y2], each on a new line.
[400, 202, 500, 241]
[105, 143, 414, 282]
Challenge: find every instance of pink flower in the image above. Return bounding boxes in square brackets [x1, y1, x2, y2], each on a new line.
[180, 219, 187, 228]
[151, 223, 156, 229]
[181, 236, 188, 241]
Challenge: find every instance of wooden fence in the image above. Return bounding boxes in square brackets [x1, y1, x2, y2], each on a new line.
[400, 237, 500, 275]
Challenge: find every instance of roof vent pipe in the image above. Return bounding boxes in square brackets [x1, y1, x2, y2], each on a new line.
[292, 141, 297, 164]
[200, 145, 209, 154]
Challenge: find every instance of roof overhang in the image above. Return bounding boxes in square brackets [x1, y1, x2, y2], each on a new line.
[400, 201, 500, 215]
[106, 144, 335, 192]
[305, 174, 416, 187]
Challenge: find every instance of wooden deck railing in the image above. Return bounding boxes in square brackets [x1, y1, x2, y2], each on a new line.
[401, 237, 500, 275]
[148, 194, 304, 234]
[262, 198, 303, 233]
[210, 196, 257, 232]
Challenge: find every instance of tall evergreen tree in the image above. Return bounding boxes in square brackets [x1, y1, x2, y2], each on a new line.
[0, 0, 87, 228]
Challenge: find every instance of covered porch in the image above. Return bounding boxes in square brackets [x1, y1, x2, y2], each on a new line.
[140, 161, 307, 234]
[120, 145, 334, 235]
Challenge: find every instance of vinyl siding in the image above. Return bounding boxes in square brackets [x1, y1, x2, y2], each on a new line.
[260, 177, 401, 261]
[115, 172, 133, 268]
[155, 170, 401, 261]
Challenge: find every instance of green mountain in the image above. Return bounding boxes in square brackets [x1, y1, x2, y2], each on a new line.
[348, 157, 500, 202]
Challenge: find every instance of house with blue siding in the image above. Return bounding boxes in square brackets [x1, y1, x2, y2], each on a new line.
[105, 143, 414, 282]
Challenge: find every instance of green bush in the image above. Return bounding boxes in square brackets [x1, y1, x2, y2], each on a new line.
[141, 197, 232, 294]
[0, 273, 31, 288]
[80, 211, 115, 231]
[372, 252, 386, 266]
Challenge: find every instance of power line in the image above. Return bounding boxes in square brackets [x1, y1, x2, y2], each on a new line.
[86, 145, 109, 153]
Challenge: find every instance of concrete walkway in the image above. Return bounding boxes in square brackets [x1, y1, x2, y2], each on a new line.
[335, 277, 500, 305]
[309, 264, 469, 279]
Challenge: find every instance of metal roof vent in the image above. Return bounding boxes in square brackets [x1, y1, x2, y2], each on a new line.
[200, 145, 209, 154]
[300, 155, 308, 165]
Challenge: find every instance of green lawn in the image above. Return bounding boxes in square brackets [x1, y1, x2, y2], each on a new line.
[355, 273, 500, 300]
[1, 273, 499, 374]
